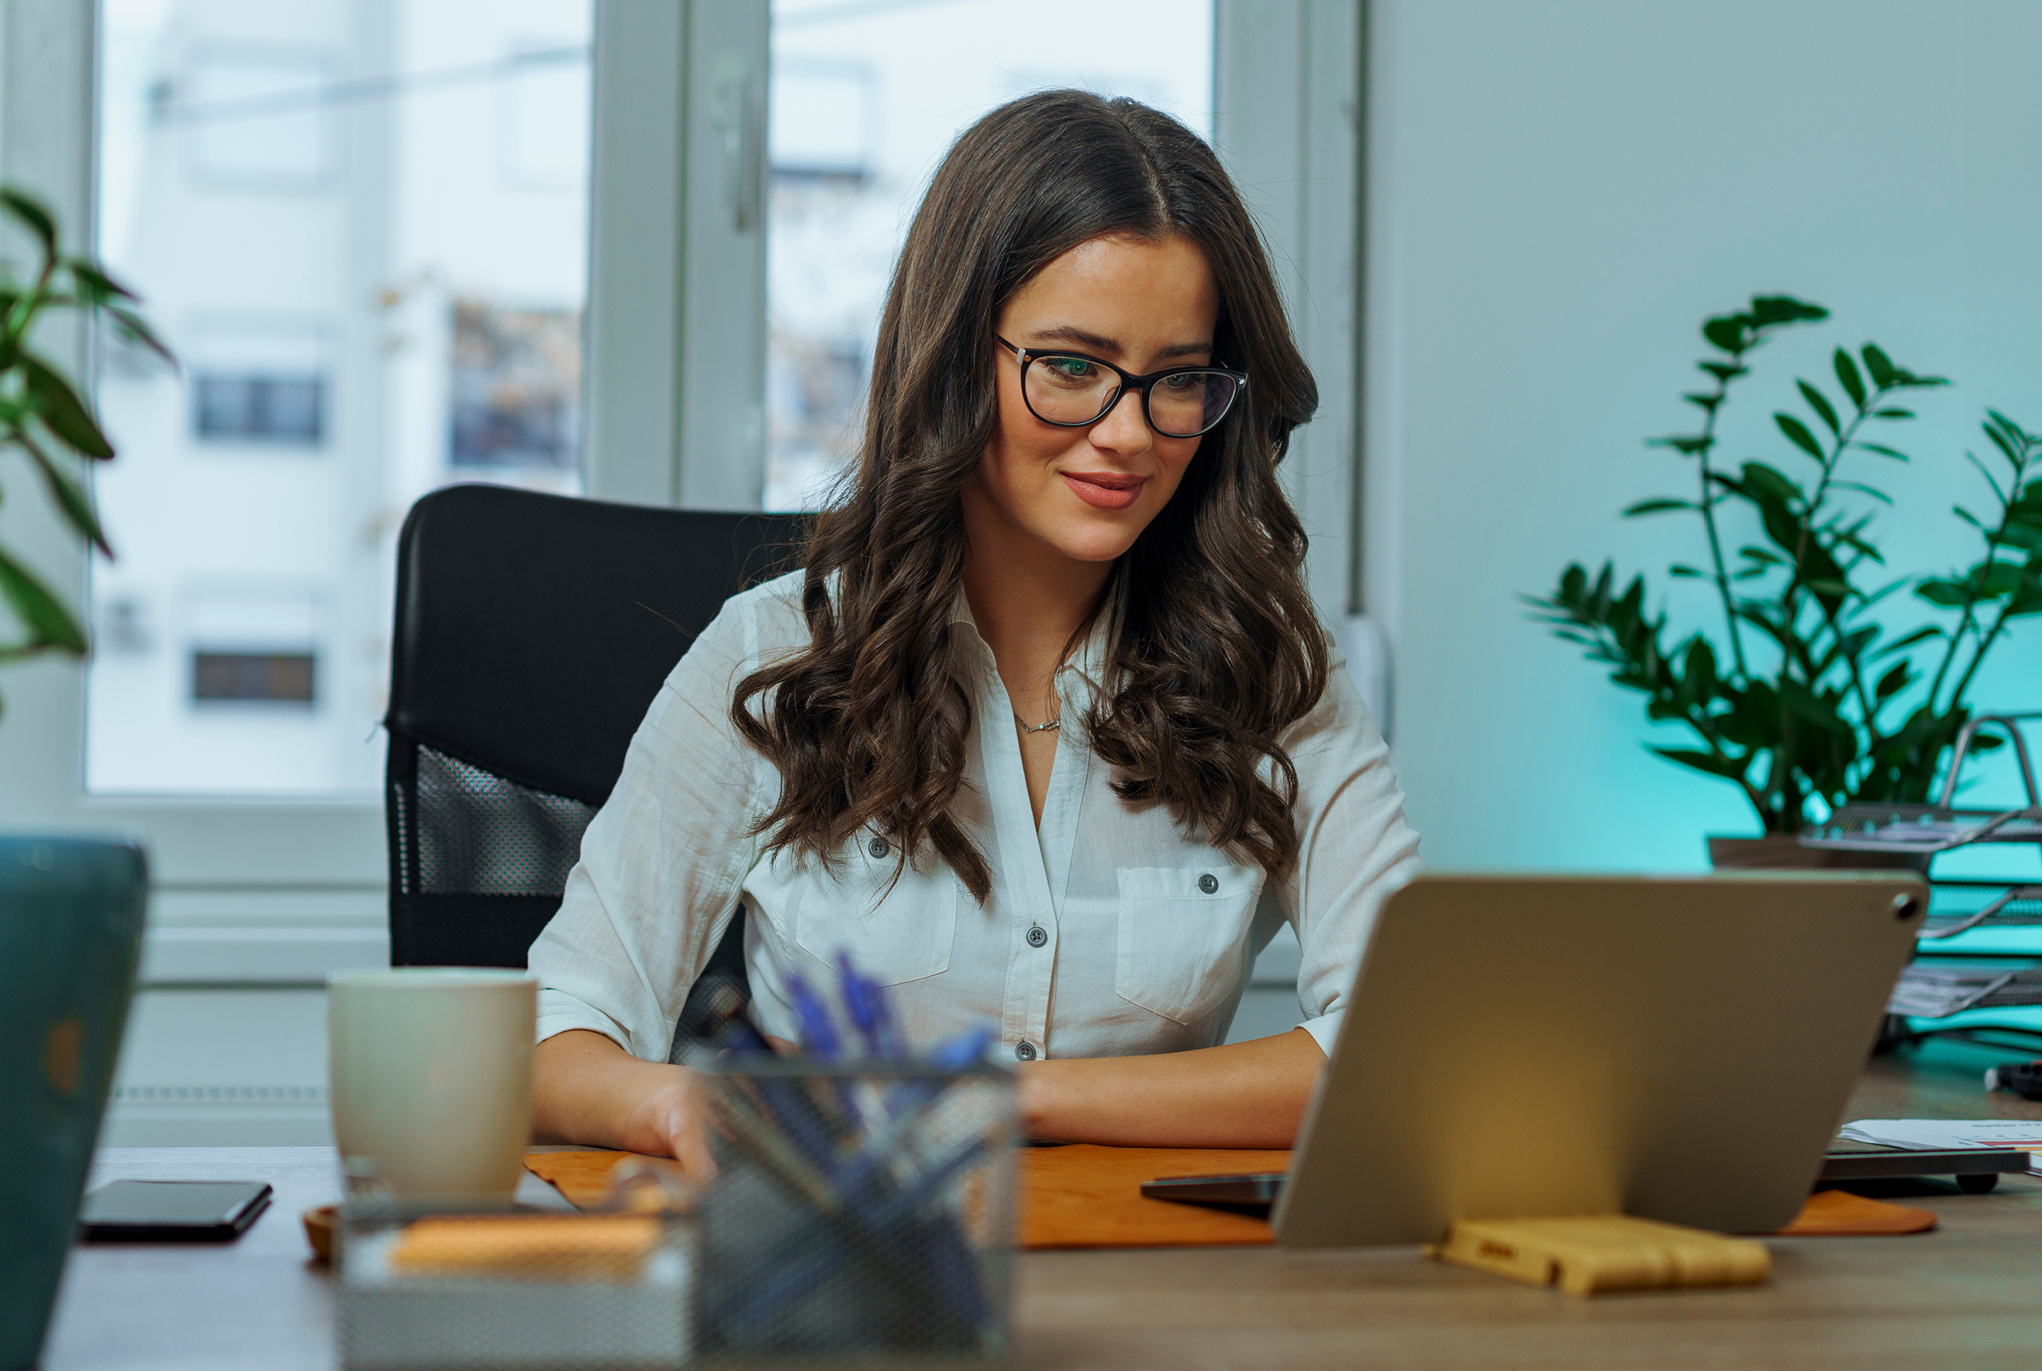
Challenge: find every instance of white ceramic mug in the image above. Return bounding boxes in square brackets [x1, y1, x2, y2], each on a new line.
[327, 968, 536, 1199]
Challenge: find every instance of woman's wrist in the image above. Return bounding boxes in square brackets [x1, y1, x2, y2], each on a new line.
[1015, 1058, 1080, 1141]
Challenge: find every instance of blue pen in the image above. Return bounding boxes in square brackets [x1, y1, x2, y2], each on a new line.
[783, 969, 842, 1057]
[836, 951, 905, 1058]
[836, 951, 883, 1056]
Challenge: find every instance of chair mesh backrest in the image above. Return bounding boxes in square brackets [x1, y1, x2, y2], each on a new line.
[403, 746, 597, 897]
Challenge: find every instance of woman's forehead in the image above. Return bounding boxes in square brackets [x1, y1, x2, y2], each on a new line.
[1003, 234, 1218, 355]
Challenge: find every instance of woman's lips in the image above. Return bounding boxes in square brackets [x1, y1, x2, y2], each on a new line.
[1061, 470, 1146, 510]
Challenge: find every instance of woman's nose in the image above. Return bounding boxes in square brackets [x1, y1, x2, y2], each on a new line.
[1088, 386, 1154, 456]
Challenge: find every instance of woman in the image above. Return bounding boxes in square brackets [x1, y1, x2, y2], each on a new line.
[529, 91, 1420, 1173]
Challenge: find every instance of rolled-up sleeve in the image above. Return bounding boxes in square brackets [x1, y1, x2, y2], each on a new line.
[1274, 654, 1423, 1055]
[528, 599, 766, 1061]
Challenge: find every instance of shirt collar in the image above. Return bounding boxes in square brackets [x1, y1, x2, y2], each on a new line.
[944, 574, 1120, 693]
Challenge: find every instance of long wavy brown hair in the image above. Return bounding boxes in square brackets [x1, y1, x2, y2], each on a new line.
[732, 90, 1326, 902]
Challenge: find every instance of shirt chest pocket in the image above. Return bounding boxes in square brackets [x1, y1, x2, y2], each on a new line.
[1115, 863, 1263, 1025]
[791, 834, 957, 987]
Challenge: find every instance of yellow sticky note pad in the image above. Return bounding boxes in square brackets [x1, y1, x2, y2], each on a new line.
[1428, 1214, 1771, 1296]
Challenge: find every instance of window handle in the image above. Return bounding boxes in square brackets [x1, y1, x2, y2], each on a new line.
[709, 56, 762, 234]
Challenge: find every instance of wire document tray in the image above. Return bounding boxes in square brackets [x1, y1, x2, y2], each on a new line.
[1916, 883, 2042, 941]
[1888, 960, 2042, 1018]
[1803, 713, 2042, 855]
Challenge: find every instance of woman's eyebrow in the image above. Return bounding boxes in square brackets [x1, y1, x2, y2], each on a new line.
[1027, 324, 1213, 358]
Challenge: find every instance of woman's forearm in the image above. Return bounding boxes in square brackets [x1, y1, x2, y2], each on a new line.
[1017, 1027, 1326, 1148]
[532, 1028, 715, 1172]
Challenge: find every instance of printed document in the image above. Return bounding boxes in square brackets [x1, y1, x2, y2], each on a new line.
[1838, 1119, 2042, 1175]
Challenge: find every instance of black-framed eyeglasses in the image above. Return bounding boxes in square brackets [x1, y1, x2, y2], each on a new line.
[994, 333, 1247, 439]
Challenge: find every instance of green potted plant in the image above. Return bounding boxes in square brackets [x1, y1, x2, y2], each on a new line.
[1529, 295, 2042, 868]
[0, 187, 164, 1371]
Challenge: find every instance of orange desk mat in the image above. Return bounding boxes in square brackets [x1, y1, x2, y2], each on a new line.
[523, 1147, 1935, 1247]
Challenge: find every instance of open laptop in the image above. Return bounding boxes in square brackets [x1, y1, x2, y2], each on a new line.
[1145, 873, 1933, 1245]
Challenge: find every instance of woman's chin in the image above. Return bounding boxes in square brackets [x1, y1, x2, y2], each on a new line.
[1045, 527, 1143, 564]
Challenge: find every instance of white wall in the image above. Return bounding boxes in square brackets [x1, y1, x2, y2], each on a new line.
[1367, 0, 2042, 872]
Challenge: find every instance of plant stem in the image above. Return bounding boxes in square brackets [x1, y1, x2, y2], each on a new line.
[1939, 439, 2038, 712]
[1926, 445, 2032, 713]
[1947, 597, 2015, 711]
[1693, 371, 1749, 681]
[1761, 392, 1883, 823]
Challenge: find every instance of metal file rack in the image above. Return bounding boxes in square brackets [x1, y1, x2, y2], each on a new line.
[1801, 714, 2042, 1034]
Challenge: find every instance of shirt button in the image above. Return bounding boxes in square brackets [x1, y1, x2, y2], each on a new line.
[1026, 925, 1048, 948]
[1198, 873, 1219, 894]
[868, 836, 889, 858]
[1014, 1040, 1038, 1061]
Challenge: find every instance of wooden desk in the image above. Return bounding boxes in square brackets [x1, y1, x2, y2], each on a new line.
[43, 1044, 2042, 1371]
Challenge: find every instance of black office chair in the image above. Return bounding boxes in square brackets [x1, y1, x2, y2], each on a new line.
[384, 483, 803, 1043]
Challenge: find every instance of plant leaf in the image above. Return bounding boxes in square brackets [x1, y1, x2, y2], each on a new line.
[19, 438, 110, 555]
[19, 352, 113, 458]
[0, 189, 57, 259]
[1703, 317, 1748, 353]
[1833, 481, 1892, 505]
[1749, 295, 1829, 326]
[64, 259, 136, 304]
[1982, 417, 2021, 467]
[1623, 498, 1696, 516]
[1775, 413, 1826, 461]
[1797, 381, 1840, 436]
[1853, 441, 1911, 462]
[105, 305, 176, 368]
[1862, 344, 1896, 389]
[0, 544, 86, 654]
[1833, 349, 1866, 408]
[1917, 578, 1970, 607]
[1870, 625, 1942, 659]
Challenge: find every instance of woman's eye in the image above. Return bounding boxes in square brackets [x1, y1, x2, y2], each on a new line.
[1042, 357, 1097, 383]
[1159, 372, 1203, 393]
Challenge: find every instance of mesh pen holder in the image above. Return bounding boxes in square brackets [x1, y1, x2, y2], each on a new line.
[335, 1166, 699, 1371]
[694, 1057, 1018, 1364]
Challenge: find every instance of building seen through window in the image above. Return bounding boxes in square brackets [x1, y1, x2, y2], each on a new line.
[89, 0, 591, 795]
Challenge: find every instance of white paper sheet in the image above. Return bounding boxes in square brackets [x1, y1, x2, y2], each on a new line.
[1838, 1118, 2042, 1174]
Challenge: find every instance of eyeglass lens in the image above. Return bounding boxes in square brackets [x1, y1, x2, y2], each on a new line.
[1023, 356, 1240, 438]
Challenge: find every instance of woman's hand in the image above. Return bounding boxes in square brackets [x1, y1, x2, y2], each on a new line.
[616, 1067, 717, 1177]
[533, 1028, 718, 1178]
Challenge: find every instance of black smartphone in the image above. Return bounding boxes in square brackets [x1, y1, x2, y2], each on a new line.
[78, 1180, 273, 1242]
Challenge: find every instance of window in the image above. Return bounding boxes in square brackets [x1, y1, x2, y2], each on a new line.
[448, 301, 581, 471]
[89, 0, 595, 796]
[193, 375, 325, 443]
[186, 586, 321, 707]
[183, 320, 330, 446]
[762, 0, 1215, 511]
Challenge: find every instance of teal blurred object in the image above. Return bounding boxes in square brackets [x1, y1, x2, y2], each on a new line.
[0, 835, 147, 1371]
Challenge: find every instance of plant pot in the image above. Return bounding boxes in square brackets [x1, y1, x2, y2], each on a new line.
[0, 835, 148, 1371]
[1706, 833, 1931, 873]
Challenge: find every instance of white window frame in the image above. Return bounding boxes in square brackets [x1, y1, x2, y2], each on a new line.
[0, 0, 1366, 987]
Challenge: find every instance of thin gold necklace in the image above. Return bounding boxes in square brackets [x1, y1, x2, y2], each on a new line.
[1015, 711, 1062, 733]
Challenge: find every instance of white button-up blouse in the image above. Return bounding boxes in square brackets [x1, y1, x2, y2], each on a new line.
[530, 571, 1421, 1063]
